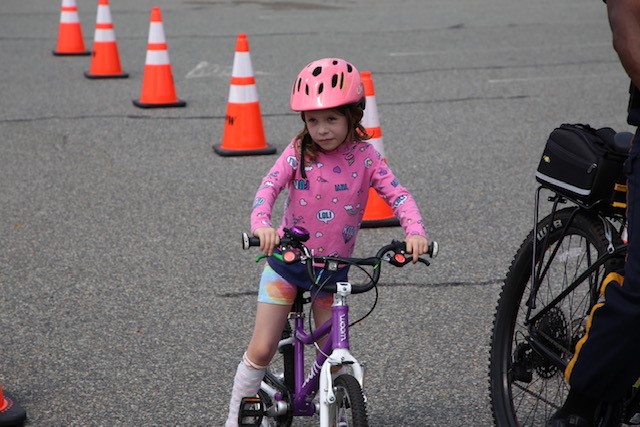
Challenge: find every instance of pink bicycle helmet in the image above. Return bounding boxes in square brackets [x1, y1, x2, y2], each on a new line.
[290, 58, 365, 111]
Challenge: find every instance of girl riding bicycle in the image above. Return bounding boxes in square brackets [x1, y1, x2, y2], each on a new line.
[224, 57, 429, 427]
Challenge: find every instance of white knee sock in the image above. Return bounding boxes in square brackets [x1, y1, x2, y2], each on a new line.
[225, 353, 267, 427]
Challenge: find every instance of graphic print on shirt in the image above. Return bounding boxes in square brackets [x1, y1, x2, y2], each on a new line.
[317, 209, 335, 224]
[286, 155, 298, 170]
[259, 180, 276, 190]
[253, 197, 266, 210]
[393, 194, 408, 208]
[254, 211, 270, 227]
[344, 203, 360, 216]
[342, 225, 356, 243]
[293, 179, 309, 190]
[344, 151, 355, 166]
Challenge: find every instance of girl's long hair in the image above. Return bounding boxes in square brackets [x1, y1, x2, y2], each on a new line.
[294, 103, 370, 165]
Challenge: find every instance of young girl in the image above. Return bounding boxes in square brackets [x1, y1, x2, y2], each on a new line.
[225, 57, 428, 426]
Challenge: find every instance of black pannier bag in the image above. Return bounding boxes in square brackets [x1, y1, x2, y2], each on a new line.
[535, 123, 628, 208]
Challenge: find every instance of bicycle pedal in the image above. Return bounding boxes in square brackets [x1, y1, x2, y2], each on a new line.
[238, 396, 264, 427]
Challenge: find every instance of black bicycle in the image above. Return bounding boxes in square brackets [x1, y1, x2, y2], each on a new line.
[488, 127, 639, 426]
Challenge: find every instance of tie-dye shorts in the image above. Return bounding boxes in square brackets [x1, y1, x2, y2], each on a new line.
[258, 264, 333, 310]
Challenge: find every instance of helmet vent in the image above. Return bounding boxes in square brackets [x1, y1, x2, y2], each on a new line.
[290, 58, 362, 111]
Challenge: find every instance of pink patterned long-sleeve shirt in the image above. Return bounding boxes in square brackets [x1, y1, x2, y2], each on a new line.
[251, 139, 426, 258]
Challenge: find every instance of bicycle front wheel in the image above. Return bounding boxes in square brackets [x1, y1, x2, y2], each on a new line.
[331, 374, 368, 427]
[489, 207, 621, 426]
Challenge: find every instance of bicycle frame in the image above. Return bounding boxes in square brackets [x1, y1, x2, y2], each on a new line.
[243, 229, 436, 426]
[260, 282, 365, 426]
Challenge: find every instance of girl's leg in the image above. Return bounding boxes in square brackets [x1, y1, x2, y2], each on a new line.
[225, 302, 291, 427]
[312, 302, 332, 335]
[312, 297, 346, 377]
[311, 291, 333, 343]
[246, 302, 293, 365]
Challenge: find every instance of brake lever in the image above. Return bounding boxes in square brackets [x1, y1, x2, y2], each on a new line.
[386, 251, 431, 267]
[386, 251, 410, 267]
[254, 248, 300, 264]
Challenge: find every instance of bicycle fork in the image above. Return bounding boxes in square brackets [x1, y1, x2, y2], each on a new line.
[256, 283, 366, 426]
[319, 282, 365, 426]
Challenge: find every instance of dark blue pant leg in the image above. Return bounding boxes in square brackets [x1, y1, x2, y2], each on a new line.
[567, 130, 640, 401]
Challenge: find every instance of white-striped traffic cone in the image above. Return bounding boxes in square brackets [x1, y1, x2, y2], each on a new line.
[213, 33, 275, 156]
[133, 6, 185, 108]
[85, 0, 128, 79]
[360, 71, 399, 228]
[53, 0, 90, 56]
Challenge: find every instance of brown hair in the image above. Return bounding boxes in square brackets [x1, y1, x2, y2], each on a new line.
[294, 103, 370, 164]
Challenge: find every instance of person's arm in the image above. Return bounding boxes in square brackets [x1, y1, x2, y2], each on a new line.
[608, 0, 640, 87]
[367, 148, 428, 262]
[250, 142, 296, 248]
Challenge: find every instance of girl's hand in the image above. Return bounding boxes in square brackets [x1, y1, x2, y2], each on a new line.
[405, 235, 429, 263]
[254, 227, 279, 256]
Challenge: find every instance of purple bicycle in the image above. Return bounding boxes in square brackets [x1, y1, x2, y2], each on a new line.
[238, 226, 438, 427]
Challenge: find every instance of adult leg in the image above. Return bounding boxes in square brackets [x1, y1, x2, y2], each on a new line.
[566, 133, 640, 399]
[549, 131, 640, 425]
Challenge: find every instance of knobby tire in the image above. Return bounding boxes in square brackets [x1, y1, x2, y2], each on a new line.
[332, 374, 368, 427]
[489, 208, 620, 426]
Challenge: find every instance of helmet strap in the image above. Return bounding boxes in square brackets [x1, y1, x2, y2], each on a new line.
[300, 137, 307, 179]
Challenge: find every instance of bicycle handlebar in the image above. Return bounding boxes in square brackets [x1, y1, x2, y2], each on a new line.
[241, 231, 438, 294]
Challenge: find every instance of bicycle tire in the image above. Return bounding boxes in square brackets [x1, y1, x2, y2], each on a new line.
[489, 207, 621, 426]
[259, 321, 294, 427]
[331, 374, 368, 427]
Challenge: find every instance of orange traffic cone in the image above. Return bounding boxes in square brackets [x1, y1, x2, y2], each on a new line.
[85, 0, 128, 79]
[360, 71, 400, 228]
[133, 7, 185, 108]
[0, 384, 27, 427]
[53, 0, 90, 56]
[213, 33, 276, 156]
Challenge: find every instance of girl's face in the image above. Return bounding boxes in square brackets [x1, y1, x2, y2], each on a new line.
[304, 109, 349, 152]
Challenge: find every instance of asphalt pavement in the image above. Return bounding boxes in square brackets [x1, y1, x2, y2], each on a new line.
[0, 0, 631, 426]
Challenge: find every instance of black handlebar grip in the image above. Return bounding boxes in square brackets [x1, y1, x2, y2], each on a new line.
[242, 232, 261, 250]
